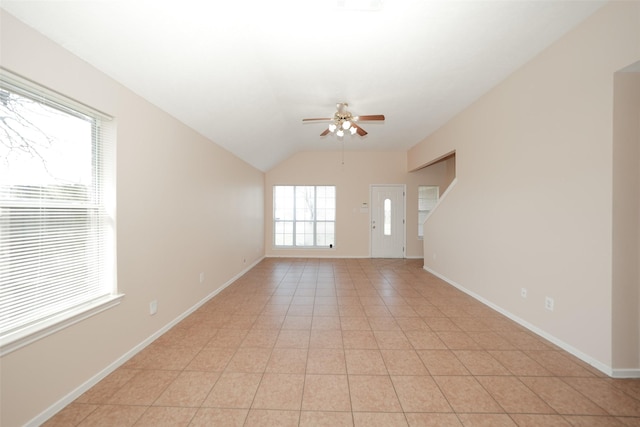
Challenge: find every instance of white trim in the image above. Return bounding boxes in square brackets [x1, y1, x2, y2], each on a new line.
[0, 294, 124, 357]
[271, 246, 337, 250]
[0, 67, 112, 120]
[611, 369, 640, 379]
[26, 257, 264, 427]
[266, 255, 424, 259]
[267, 254, 371, 259]
[422, 265, 616, 377]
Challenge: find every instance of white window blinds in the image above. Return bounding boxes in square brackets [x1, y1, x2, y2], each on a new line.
[0, 69, 118, 354]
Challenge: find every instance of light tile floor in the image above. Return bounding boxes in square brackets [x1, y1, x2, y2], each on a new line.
[45, 258, 640, 426]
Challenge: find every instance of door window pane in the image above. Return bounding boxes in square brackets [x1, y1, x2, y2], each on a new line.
[384, 198, 391, 236]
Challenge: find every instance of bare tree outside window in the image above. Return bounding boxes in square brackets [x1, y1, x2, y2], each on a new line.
[1, 88, 55, 174]
[0, 87, 93, 198]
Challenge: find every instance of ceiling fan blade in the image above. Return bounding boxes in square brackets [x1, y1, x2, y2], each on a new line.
[320, 128, 331, 136]
[354, 114, 385, 121]
[352, 123, 368, 136]
[302, 117, 332, 122]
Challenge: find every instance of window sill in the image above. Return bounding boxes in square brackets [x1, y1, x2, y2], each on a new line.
[273, 246, 336, 250]
[0, 294, 124, 357]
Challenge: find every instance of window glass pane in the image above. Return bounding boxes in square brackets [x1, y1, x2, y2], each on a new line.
[273, 185, 335, 248]
[418, 186, 438, 211]
[295, 221, 314, 246]
[316, 223, 325, 246]
[316, 185, 335, 221]
[295, 186, 314, 220]
[283, 221, 294, 246]
[0, 96, 93, 195]
[275, 234, 284, 246]
[418, 185, 439, 237]
[274, 221, 293, 246]
[275, 232, 294, 246]
[274, 186, 294, 220]
[316, 221, 335, 247]
[418, 212, 428, 237]
[383, 198, 391, 236]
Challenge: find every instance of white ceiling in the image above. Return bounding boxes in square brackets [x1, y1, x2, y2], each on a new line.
[2, 0, 606, 171]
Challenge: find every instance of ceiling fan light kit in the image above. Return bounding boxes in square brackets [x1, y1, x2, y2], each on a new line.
[303, 103, 385, 138]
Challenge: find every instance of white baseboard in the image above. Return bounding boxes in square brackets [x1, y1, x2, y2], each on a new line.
[422, 265, 627, 378]
[27, 257, 265, 427]
[611, 368, 640, 379]
[266, 254, 370, 259]
[265, 255, 424, 260]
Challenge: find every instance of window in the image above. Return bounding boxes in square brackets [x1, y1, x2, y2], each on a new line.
[418, 185, 439, 238]
[383, 198, 392, 236]
[0, 70, 119, 355]
[273, 185, 335, 248]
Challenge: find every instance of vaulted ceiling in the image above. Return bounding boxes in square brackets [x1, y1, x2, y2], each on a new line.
[1, 0, 606, 171]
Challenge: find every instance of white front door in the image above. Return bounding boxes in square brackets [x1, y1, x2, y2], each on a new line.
[371, 185, 405, 258]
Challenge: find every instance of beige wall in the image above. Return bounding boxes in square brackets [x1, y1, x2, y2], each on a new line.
[265, 151, 454, 258]
[612, 68, 640, 370]
[0, 11, 264, 427]
[409, 1, 640, 374]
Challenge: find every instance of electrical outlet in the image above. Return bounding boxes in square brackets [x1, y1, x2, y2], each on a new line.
[545, 296, 554, 311]
[521, 288, 527, 298]
[149, 300, 158, 315]
[199, 272, 205, 284]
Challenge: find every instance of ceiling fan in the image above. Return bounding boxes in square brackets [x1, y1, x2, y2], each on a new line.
[303, 103, 385, 137]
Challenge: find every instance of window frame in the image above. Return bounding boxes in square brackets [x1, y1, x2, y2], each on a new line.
[273, 185, 336, 249]
[0, 69, 121, 356]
